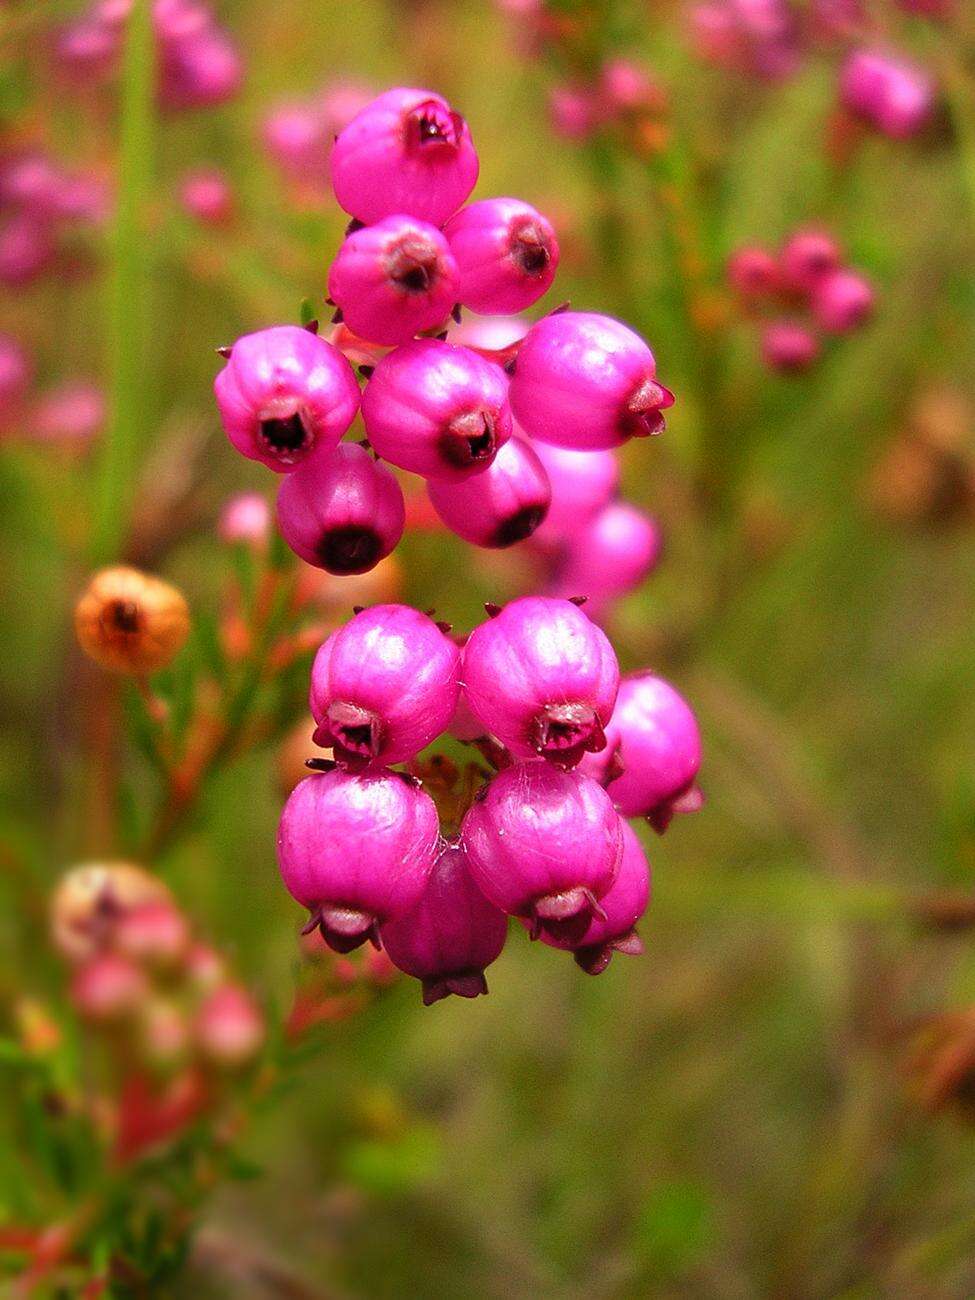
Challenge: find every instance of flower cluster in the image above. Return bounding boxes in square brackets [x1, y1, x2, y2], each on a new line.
[277, 597, 702, 1003]
[214, 86, 673, 577]
[262, 80, 373, 197]
[52, 862, 264, 1158]
[728, 227, 874, 374]
[689, 0, 801, 82]
[54, 0, 243, 111]
[0, 148, 107, 288]
[688, 0, 938, 139]
[0, 329, 105, 448]
[840, 47, 934, 140]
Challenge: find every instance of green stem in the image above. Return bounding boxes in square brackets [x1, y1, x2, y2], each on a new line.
[91, 0, 156, 565]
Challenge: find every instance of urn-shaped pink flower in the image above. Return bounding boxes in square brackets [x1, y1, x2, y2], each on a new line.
[277, 769, 441, 952]
[381, 845, 508, 1004]
[461, 763, 622, 943]
[309, 604, 460, 768]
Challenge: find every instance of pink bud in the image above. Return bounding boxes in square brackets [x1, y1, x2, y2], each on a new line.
[159, 25, 243, 111]
[529, 442, 620, 546]
[309, 604, 460, 767]
[214, 325, 360, 471]
[71, 952, 146, 1021]
[331, 88, 479, 227]
[538, 819, 651, 973]
[811, 267, 874, 333]
[262, 102, 331, 187]
[549, 502, 663, 613]
[218, 492, 271, 546]
[327, 215, 459, 346]
[427, 436, 551, 547]
[31, 382, 105, 446]
[444, 198, 559, 315]
[277, 769, 441, 952]
[114, 900, 189, 967]
[510, 311, 674, 449]
[727, 246, 781, 299]
[361, 339, 512, 481]
[195, 984, 264, 1066]
[462, 596, 619, 766]
[461, 763, 622, 943]
[276, 442, 405, 574]
[579, 672, 703, 833]
[548, 85, 600, 139]
[761, 320, 820, 374]
[840, 48, 934, 139]
[779, 228, 842, 293]
[381, 845, 508, 1004]
[179, 167, 233, 224]
[0, 333, 32, 414]
[0, 215, 55, 287]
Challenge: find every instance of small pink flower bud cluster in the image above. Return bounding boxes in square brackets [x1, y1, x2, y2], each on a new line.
[840, 48, 935, 139]
[727, 228, 875, 374]
[53, 0, 243, 111]
[54, 863, 264, 1075]
[214, 87, 673, 577]
[178, 167, 233, 225]
[0, 150, 107, 287]
[547, 60, 668, 143]
[262, 81, 373, 194]
[0, 330, 105, 448]
[277, 598, 703, 1001]
[688, 0, 801, 82]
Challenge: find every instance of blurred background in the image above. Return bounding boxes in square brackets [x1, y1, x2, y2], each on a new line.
[2, 0, 975, 1295]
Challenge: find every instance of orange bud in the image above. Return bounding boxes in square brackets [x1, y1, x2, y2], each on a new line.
[74, 565, 190, 675]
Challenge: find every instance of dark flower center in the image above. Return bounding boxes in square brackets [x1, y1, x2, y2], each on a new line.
[510, 219, 552, 277]
[385, 232, 442, 295]
[530, 887, 606, 945]
[259, 411, 311, 461]
[106, 599, 142, 634]
[492, 504, 546, 548]
[407, 100, 463, 153]
[529, 702, 606, 767]
[317, 701, 384, 768]
[317, 526, 382, 575]
[308, 905, 381, 954]
[441, 409, 497, 468]
[618, 376, 675, 439]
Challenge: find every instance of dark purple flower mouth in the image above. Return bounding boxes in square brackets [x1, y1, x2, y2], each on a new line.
[441, 408, 497, 468]
[385, 232, 443, 295]
[492, 504, 546, 548]
[619, 376, 675, 439]
[406, 100, 465, 154]
[528, 702, 607, 768]
[422, 969, 489, 1005]
[509, 218, 552, 277]
[303, 905, 381, 954]
[316, 526, 383, 575]
[259, 409, 312, 462]
[314, 701, 384, 767]
[528, 886, 606, 945]
[574, 928, 644, 976]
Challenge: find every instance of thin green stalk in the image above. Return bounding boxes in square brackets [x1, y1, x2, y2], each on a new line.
[91, 0, 156, 564]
